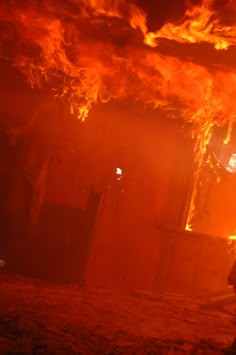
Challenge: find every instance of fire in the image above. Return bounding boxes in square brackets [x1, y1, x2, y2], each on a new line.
[142, 0, 236, 50]
[0, 0, 235, 119]
[0, 0, 236, 226]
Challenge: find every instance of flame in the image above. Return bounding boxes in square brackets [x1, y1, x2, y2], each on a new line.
[141, 0, 236, 50]
[0, 0, 236, 225]
[228, 235, 236, 240]
[0, 0, 235, 120]
[224, 114, 236, 144]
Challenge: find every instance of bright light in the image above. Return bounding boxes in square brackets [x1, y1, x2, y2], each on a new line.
[227, 153, 236, 173]
[116, 168, 122, 176]
[116, 168, 123, 181]
[185, 224, 192, 231]
[228, 235, 236, 240]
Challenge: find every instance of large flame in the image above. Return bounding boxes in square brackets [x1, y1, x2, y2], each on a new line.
[0, 0, 235, 121]
[142, 0, 236, 50]
[0, 0, 236, 227]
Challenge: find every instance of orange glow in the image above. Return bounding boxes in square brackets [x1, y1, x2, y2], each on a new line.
[0, 0, 236, 227]
[0, 0, 235, 121]
[224, 115, 236, 145]
[142, 0, 236, 50]
[228, 235, 236, 240]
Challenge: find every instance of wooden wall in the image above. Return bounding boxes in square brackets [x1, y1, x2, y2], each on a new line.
[85, 106, 196, 291]
[153, 229, 234, 296]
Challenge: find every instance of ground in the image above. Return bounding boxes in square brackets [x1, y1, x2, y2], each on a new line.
[0, 271, 236, 354]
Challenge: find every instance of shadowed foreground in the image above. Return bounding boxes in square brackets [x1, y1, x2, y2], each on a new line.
[0, 272, 235, 354]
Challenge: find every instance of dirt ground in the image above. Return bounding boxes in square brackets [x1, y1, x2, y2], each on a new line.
[0, 271, 236, 354]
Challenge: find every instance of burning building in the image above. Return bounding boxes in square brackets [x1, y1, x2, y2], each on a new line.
[0, 0, 236, 296]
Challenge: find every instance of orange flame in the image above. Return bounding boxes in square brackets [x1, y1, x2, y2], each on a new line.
[142, 0, 236, 50]
[0, 0, 236, 225]
[0, 1, 235, 120]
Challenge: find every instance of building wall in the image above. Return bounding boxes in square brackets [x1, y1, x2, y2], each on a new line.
[191, 167, 236, 237]
[2, 95, 232, 295]
[85, 105, 195, 291]
[153, 229, 234, 296]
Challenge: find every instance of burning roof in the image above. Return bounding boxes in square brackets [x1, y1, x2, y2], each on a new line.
[0, 0, 235, 124]
[0, 0, 235, 230]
